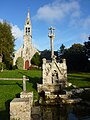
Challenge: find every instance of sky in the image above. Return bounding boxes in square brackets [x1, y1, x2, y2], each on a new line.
[0, 0, 90, 51]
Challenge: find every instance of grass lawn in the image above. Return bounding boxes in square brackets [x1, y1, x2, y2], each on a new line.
[0, 70, 90, 119]
[0, 70, 41, 120]
[68, 72, 90, 88]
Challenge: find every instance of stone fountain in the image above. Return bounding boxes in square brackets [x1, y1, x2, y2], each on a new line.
[37, 27, 67, 103]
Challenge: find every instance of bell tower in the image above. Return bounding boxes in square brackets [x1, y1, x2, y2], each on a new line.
[24, 9, 32, 45]
[23, 9, 33, 69]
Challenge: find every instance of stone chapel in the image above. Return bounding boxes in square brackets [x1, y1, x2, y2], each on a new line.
[13, 10, 37, 69]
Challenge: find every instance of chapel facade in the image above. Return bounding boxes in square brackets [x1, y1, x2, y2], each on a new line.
[13, 10, 37, 69]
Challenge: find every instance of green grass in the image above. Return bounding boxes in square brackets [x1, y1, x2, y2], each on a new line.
[0, 69, 41, 78]
[68, 72, 90, 88]
[0, 70, 90, 119]
[0, 70, 41, 120]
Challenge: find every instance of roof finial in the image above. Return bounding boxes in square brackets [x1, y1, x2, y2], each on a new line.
[27, 8, 30, 19]
[25, 8, 31, 25]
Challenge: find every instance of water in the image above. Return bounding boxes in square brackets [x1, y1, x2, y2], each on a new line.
[32, 104, 90, 120]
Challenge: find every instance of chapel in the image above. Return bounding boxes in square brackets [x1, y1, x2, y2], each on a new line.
[13, 10, 37, 69]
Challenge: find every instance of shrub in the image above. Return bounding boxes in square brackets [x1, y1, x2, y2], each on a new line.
[80, 89, 90, 101]
[12, 65, 17, 70]
[31, 52, 41, 67]
[0, 62, 6, 70]
[16, 57, 24, 70]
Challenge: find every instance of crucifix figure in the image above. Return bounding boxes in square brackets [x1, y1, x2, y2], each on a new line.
[48, 26, 55, 59]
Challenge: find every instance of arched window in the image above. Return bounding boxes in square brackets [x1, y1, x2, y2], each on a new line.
[26, 27, 27, 35]
[28, 27, 30, 34]
[25, 27, 30, 35]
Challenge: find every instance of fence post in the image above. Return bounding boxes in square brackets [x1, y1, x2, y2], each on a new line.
[23, 75, 26, 92]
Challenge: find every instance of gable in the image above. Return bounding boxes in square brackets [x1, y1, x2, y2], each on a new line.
[42, 59, 67, 84]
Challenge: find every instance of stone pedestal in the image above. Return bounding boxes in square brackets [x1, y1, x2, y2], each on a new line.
[10, 98, 31, 120]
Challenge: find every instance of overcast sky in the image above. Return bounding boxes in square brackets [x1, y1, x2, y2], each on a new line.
[0, 0, 90, 51]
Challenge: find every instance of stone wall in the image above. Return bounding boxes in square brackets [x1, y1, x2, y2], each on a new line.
[10, 92, 33, 120]
[10, 98, 31, 120]
[37, 84, 65, 93]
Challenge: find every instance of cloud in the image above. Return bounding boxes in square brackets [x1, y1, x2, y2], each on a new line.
[0, 18, 3, 23]
[80, 33, 89, 41]
[11, 24, 23, 40]
[33, 0, 80, 23]
[0, 19, 23, 39]
[82, 16, 90, 29]
[11, 24, 23, 50]
[72, 16, 90, 32]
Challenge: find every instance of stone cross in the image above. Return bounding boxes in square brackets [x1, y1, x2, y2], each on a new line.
[48, 26, 55, 59]
[23, 76, 26, 92]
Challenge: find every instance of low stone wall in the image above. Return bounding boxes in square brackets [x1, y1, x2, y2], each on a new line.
[37, 83, 64, 93]
[10, 92, 33, 120]
[10, 98, 31, 120]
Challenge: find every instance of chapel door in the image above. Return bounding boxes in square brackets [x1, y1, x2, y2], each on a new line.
[25, 60, 29, 69]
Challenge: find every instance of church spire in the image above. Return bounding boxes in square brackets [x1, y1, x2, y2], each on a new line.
[24, 9, 32, 36]
[25, 9, 31, 25]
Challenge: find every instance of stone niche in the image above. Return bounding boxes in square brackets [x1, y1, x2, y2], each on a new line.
[37, 57, 67, 96]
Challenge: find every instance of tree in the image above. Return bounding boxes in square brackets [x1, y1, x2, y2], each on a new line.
[40, 49, 51, 60]
[0, 21, 15, 69]
[31, 52, 41, 67]
[16, 57, 24, 70]
[84, 36, 90, 71]
[59, 44, 65, 59]
[84, 36, 90, 60]
[64, 44, 87, 71]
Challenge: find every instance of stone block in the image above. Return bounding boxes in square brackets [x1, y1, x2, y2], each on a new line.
[31, 106, 41, 120]
[10, 98, 31, 120]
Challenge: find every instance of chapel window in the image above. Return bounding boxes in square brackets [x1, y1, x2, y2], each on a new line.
[26, 27, 28, 35]
[28, 28, 30, 35]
